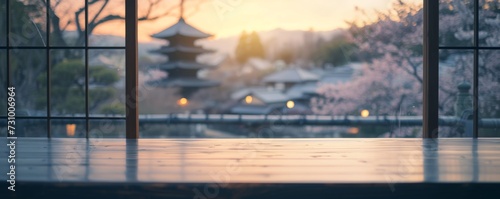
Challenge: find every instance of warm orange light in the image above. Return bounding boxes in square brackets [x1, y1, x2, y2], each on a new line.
[286, 100, 295, 109]
[66, 124, 76, 137]
[361, 109, 370, 118]
[178, 98, 189, 106]
[347, 127, 359, 134]
[245, 95, 253, 104]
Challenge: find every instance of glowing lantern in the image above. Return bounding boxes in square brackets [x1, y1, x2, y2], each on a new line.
[66, 124, 76, 137]
[361, 109, 370, 118]
[245, 95, 253, 104]
[347, 127, 360, 134]
[178, 98, 189, 107]
[286, 100, 295, 109]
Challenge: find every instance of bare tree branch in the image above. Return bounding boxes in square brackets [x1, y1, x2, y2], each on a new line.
[400, 54, 423, 84]
[92, 14, 125, 30]
[89, 0, 110, 28]
[61, 20, 71, 32]
[141, 0, 163, 20]
[74, 6, 85, 34]
[47, 0, 208, 47]
[47, 0, 68, 46]
[138, 3, 179, 21]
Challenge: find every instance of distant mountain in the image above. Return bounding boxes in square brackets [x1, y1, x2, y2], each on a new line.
[74, 27, 344, 56]
[198, 28, 344, 57]
[84, 28, 343, 56]
[84, 28, 345, 68]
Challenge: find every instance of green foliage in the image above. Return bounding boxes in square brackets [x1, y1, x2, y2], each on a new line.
[100, 102, 125, 115]
[90, 66, 120, 85]
[235, 31, 248, 63]
[248, 31, 265, 58]
[88, 87, 117, 111]
[274, 44, 296, 64]
[313, 34, 358, 67]
[235, 31, 265, 63]
[36, 59, 121, 115]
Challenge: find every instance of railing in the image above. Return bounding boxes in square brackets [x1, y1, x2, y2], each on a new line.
[140, 114, 500, 128]
[5, 114, 499, 128]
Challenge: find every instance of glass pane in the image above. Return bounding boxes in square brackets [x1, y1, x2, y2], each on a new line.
[479, 50, 500, 137]
[0, 1, 6, 46]
[8, 0, 47, 47]
[50, 49, 86, 116]
[140, 123, 201, 138]
[51, 119, 86, 138]
[88, 0, 125, 47]
[0, 119, 6, 137]
[88, 49, 125, 117]
[0, 50, 6, 116]
[137, 0, 425, 138]
[479, 0, 500, 47]
[89, 119, 125, 138]
[439, 0, 475, 47]
[10, 49, 47, 116]
[49, 0, 86, 46]
[16, 119, 47, 137]
[438, 49, 474, 137]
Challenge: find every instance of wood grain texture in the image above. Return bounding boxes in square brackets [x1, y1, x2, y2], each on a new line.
[1, 138, 500, 199]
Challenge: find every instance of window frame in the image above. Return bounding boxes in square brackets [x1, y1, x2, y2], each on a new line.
[3, 0, 498, 139]
[430, 0, 500, 138]
[2, 0, 133, 138]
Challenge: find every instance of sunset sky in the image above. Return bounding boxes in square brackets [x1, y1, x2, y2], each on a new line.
[94, 0, 421, 41]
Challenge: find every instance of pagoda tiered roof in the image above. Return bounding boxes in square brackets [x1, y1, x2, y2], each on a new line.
[155, 61, 217, 70]
[148, 16, 219, 92]
[151, 18, 212, 39]
[148, 78, 219, 88]
[150, 45, 215, 54]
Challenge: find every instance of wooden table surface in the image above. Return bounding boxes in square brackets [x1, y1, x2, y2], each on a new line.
[1, 138, 500, 198]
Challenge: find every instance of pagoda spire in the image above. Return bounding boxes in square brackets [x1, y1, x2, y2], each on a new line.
[148, 3, 219, 101]
[180, 0, 185, 19]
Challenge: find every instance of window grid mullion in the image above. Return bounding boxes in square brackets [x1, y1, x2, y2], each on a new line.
[4, 0, 128, 138]
[46, 0, 51, 138]
[439, 46, 500, 50]
[0, 46, 125, 49]
[5, 0, 10, 137]
[473, 0, 479, 138]
[437, 0, 486, 138]
[85, 0, 90, 139]
[0, 116, 125, 120]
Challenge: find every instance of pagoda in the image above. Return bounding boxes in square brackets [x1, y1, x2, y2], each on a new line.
[148, 2, 219, 103]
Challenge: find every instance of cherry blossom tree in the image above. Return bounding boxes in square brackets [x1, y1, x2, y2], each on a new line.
[311, 0, 500, 137]
[312, 1, 423, 116]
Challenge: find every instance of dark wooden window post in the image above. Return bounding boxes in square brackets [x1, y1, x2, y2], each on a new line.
[423, 0, 439, 138]
[125, 0, 139, 139]
[472, 0, 479, 138]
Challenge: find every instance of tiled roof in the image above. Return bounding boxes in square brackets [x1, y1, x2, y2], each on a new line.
[286, 82, 319, 100]
[152, 18, 212, 39]
[231, 88, 290, 104]
[263, 68, 320, 83]
[150, 45, 214, 54]
[155, 61, 217, 70]
[147, 78, 219, 88]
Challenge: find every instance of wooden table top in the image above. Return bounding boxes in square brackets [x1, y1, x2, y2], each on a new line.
[2, 138, 500, 184]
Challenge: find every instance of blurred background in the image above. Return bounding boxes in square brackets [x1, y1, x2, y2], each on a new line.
[0, 0, 499, 138]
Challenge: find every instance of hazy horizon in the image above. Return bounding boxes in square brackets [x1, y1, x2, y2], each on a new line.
[86, 0, 422, 42]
